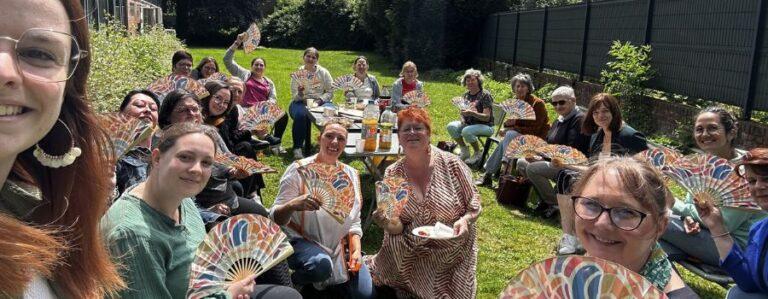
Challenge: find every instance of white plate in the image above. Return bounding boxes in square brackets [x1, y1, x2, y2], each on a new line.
[411, 225, 457, 240]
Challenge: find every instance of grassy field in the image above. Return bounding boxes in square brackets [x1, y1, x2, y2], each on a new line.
[189, 47, 727, 298]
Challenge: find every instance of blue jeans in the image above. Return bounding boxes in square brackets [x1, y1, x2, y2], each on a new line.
[483, 130, 520, 175]
[727, 285, 768, 299]
[446, 121, 494, 144]
[287, 238, 374, 299]
[289, 100, 312, 152]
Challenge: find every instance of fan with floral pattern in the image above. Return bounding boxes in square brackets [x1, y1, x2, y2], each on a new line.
[500, 99, 536, 120]
[147, 75, 209, 102]
[98, 113, 154, 160]
[375, 176, 412, 220]
[332, 74, 364, 91]
[504, 135, 548, 160]
[214, 152, 276, 175]
[243, 23, 261, 54]
[297, 163, 356, 224]
[402, 90, 431, 108]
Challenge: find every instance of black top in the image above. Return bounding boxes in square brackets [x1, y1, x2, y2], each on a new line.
[545, 108, 589, 154]
[666, 286, 700, 299]
[587, 124, 649, 157]
[463, 89, 494, 126]
[214, 108, 253, 151]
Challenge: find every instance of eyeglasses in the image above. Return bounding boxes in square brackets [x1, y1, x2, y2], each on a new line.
[401, 125, 427, 134]
[173, 106, 200, 115]
[551, 100, 568, 106]
[212, 95, 230, 106]
[0, 28, 87, 83]
[572, 196, 648, 231]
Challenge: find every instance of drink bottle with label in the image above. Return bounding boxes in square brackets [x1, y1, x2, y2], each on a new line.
[379, 107, 396, 150]
[362, 100, 379, 152]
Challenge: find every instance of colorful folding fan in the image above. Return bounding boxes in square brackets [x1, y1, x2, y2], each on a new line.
[500, 255, 666, 299]
[97, 113, 153, 160]
[634, 146, 683, 172]
[198, 72, 228, 85]
[291, 69, 322, 90]
[243, 23, 261, 54]
[402, 90, 431, 108]
[504, 135, 548, 160]
[332, 74, 364, 91]
[663, 153, 759, 210]
[147, 75, 209, 102]
[187, 214, 293, 299]
[375, 176, 412, 220]
[238, 102, 286, 132]
[451, 96, 471, 110]
[537, 144, 588, 165]
[500, 99, 536, 120]
[297, 163, 356, 224]
[214, 152, 276, 175]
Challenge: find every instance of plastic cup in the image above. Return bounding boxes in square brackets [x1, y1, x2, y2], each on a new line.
[355, 139, 365, 153]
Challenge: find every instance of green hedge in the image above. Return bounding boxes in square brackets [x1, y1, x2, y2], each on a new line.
[88, 21, 184, 112]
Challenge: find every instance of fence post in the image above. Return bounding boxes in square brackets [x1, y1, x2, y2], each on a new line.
[512, 11, 520, 66]
[578, 0, 591, 81]
[744, 0, 766, 120]
[539, 6, 549, 71]
[492, 14, 501, 64]
[644, 0, 655, 44]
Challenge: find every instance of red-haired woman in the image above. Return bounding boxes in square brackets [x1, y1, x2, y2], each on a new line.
[0, 0, 124, 296]
[365, 107, 481, 299]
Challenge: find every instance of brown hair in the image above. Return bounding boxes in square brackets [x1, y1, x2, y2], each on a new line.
[3, 0, 125, 297]
[397, 106, 432, 134]
[399, 61, 418, 78]
[156, 122, 220, 155]
[304, 47, 319, 59]
[582, 93, 623, 135]
[201, 81, 234, 119]
[194, 56, 219, 77]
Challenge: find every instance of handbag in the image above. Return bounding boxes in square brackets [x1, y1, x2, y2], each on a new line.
[495, 159, 531, 207]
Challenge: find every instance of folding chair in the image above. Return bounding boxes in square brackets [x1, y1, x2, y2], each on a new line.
[478, 103, 507, 168]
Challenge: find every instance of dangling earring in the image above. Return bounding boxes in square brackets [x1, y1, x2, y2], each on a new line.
[33, 119, 82, 168]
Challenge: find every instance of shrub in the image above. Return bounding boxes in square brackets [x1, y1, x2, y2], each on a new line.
[183, 0, 274, 46]
[88, 20, 184, 112]
[600, 41, 654, 134]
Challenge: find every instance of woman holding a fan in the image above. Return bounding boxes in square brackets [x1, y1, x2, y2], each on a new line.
[270, 120, 374, 298]
[446, 68, 495, 165]
[352, 56, 381, 101]
[366, 107, 481, 299]
[114, 89, 160, 195]
[289, 47, 334, 159]
[192, 56, 220, 80]
[390, 61, 423, 112]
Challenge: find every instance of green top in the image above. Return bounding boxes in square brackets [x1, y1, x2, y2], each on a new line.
[672, 194, 768, 248]
[101, 192, 223, 298]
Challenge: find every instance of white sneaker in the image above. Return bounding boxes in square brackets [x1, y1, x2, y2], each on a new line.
[271, 145, 287, 155]
[458, 145, 470, 160]
[465, 151, 482, 165]
[557, 234, 578, 255]
[293, 148, 304, 160]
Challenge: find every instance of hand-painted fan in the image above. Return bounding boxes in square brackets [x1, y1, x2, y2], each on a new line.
[98, 113, 154, 160]
[291, 69, 322, 91]
[147, 75, 209, 102]
[214, 152, 276, 175]
[663, 153, 759, 210]
[198, 72, 228, 85]
[500, 255, 667, 299]
[402, 90, 431, 108]
[297, 163, 356, 224]
[634, 147, 683, 172]
[504, 135, 548, 160]
[332, 74, 364, 91]
[238, 102, 286, 131]
[243, 23, 261, 54]
[500, 99, 536, 120]
[188, 214, 293, 299]
[537, 144, 588, 165]
[451, 96, 471, 110]
[375, 176, 412, 220]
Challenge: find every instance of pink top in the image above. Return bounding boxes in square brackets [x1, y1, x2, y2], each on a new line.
[243, 76, 271, 106]
[402, 80, 416, 96]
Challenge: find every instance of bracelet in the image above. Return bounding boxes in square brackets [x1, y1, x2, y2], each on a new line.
[712, 231, 731, 238]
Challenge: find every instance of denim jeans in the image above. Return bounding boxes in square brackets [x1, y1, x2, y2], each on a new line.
[727, 285, 768, 299]
[289, 100, 313, 152]
[483, 130, 520, 175]
[287, 238, 374, 299]
[446, 121, 494, 144]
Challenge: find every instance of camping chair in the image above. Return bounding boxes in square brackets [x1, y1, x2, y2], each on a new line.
[478, 103, 507, 168]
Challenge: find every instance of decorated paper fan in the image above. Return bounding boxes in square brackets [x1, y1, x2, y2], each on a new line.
[451, 96, 471, 110]
[97, 113, 153, 160]
[663, 153, 758, 210]
[504, 135, 548, 160]
[500, 255, 667, 299]
[500, 99, 536, 120]
[198, 72, 228, 85]
[297, 163, 356, 224]
[188, 214, 293, 299]
[291, 69, 323, 91]
[402, 90, 431, 108]
[538, 144, 588, 165]
[238, 102, 286, 131]
[243, 23, 261, 54]
[634, 147, 683, 172]
[375, 176, 412, 220]
[147, 75, 209, 102]
[214, 152, 276, 175]
[332, 74, 364, 91]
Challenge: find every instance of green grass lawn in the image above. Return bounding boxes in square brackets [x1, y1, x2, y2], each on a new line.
[189, 47, 727, 298]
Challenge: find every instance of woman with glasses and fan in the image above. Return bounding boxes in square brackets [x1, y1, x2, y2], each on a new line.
[270, 120, 374, 298]
[365, 107, 482, 299]
[227, 76, 287, 154]
[102, 122, 299, 299]
[113, 89, 160, 195]
[0, 0, 126, 296]
[446, 69, 495, 165]
[570, 157, 698, 298]
[390, 61, 423, 112]
[192, 56, 219, 80]
[660, 107, 767, 269]
[289, 47, 334, 159]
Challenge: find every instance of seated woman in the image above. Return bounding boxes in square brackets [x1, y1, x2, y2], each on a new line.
[351, 56, 381, 101]
[661, 107, 767, 267]
[289, 47, 334, 159]
[115, 89, 160, 195]
[226, 71, 285, 153]
[517, 86, 589, 216]
[365, 107, 481, 299]
[555, 93, 648, 255]
[390, 61, 423, 112]
[570, 157, 698, 298]
[102, 122, 300, 299]
[698, 148, 768, 298]
[446, 68, 495, 165]
[270, 121, 374, 298]
[171, 50, 194, 77]
[476, 73, 550, 186]
[192, 56, 219, 80]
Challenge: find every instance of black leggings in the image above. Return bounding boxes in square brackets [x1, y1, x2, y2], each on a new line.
[273, 114, 288, 140]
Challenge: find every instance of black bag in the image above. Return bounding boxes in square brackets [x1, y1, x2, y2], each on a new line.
[496, 175, 531, 207]
[437, 141, 457, 153]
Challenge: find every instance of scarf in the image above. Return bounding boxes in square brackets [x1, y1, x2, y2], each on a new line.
[638, 242, 672, 291]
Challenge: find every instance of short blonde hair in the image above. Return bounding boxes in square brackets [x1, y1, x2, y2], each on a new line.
[399, 61, 418, 78]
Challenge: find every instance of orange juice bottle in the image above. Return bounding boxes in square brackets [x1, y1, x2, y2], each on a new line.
[378, 107, 396, 150]
[363, 101, 379, 151]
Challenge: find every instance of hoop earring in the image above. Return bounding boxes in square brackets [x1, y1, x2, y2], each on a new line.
[33, 119, 82, 168]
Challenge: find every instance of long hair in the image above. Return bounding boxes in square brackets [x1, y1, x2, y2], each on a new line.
[3, 0, 124, 297]
[582, 93, 623, 135]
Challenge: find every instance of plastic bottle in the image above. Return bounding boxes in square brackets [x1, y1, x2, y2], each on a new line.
[362, 100, 379, 152]
[379, 107, 396, 150]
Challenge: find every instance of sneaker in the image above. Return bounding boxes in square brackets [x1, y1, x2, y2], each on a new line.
[458, 145, 470, 161]
[293, 148, 304, 160]
[252, 139, 270, 150]
[557, 234, 578, 255]
[473, 173, 492, 186]
[264, 134, 281, 146]
[270, 145, 287, 155]
[464, 151, 482, 165]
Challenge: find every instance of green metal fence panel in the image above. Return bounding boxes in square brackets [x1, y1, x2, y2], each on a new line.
[583, 0, 646, 78]
[517, 9, 546, 68]
[543, 4, 586, 74]
[479, 16, 497, 58]
[496, 12, 519, 63]
[754, 1, 768, 111]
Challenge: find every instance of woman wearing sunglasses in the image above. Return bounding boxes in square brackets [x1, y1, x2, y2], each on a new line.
[570, 157, 697, 298]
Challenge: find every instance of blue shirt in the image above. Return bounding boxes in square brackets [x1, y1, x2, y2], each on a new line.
[721, 217, 768, 293]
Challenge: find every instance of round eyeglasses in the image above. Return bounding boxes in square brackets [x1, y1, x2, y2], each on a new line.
[1, 28, 87, 83]
[572, 196, 648, 231]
